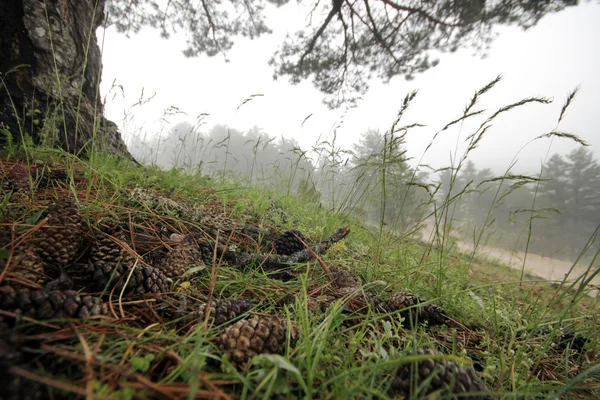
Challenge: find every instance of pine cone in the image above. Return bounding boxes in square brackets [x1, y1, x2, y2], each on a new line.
[83, 226, 170, 295]
[273, 229, 306, 255]
[2, 164, 35, 193]
[38, 168, 69, 185]
[384, 292, 447, 326]
[31, 200, 85, 266]
[330, 265, 360, 288]
[0, 289, 108, 320]
[84, 260, 170, 296]
[369, 295, 387, 313]
[391, 349, 492, 400]
[239, 225, 262, 244]
[333, 286, 373, 312]
[420, 303, 447, 326]
[197, 298, 252, 325]
[555, 330, 588, 353]
[2, 246, 47, 289]
[157, 238, 204, 279]
[90, 226, 130, 265]
[218, 315, 298, 368]
[386, 291, 420, 311]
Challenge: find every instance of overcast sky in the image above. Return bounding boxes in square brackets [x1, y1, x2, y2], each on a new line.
[98, 1, 600, 175]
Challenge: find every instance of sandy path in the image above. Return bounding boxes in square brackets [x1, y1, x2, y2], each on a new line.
[420, 224, 600, 295]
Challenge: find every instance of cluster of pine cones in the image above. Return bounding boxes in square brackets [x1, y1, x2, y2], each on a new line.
[0, 190, 492, 398]
[281, 264, 448, 328]
[0, 199, 310, 317]
[1, 162, 69, 194]
[1, 200, 110, 319]
[0, 198, 321, 354]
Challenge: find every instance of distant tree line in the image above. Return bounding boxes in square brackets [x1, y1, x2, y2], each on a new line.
[439, 148, 600, 261]
[130, 122, 319, 199]
[130, 121, 599, 262]
[311, 129, 430, 232]
[129, 123, 430, 231]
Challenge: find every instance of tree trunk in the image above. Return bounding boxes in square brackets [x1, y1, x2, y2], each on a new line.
[0, 0, 132, 160]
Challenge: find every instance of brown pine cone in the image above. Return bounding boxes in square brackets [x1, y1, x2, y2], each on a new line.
[332, 286, 373, 312]
[83, 260, 170, 296]
[330, 265, 361, 288]
[2, 246, 47, 289]
[0, 289, 108, 320]
[1, 164, 35, 193]
[30, 200, 85, 266]
[89, 226, 131, 265]
[278, 293, 337, 312]
[156, 237, 204, 279]
[37, 167, 69, 186]
[387, 291, 418, 309]
[384, 291, 448, 326]
[83, 225, 170, 296]
[391, 349, 493, 400]
[196, 298, 252, 325]
[273, 229, 306, 255]
[217, 315, 298, 369]
[420, 303, 448, 326]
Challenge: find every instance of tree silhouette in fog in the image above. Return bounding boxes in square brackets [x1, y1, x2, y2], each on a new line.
[138, 122, 316, 194]
[438, 148, 600, 261]
[1, 1, 583, 154]
[537, 148, 600, 258]
[106, 0, 579, 107]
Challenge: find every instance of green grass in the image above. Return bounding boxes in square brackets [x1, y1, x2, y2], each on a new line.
[3, 6, 597, 397]
[1, 145, 598, 399]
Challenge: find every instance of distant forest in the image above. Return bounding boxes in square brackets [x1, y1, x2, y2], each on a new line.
[440, 150, 600, 261]
[128, 123, 600, 263]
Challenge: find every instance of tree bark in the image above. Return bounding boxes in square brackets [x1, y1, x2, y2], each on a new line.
[0, 0, 132, 159]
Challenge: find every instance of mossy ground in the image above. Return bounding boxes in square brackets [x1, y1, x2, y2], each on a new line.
[1, 148, 598, 399]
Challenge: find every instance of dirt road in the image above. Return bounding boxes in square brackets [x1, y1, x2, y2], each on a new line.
[420, 224, 600, 295]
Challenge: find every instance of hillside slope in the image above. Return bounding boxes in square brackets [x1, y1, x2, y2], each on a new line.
[1, 153, 598, 399]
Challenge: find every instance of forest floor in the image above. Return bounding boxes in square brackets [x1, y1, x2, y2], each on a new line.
[1, 151, 599, 399]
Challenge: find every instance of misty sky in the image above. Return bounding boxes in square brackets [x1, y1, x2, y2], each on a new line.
[98, 1, 600, 175]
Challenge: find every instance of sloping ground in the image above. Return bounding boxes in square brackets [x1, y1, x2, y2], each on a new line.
[459, 242, 600, 294]
[420, 223, 600, 296]
[1, 154, 599, 399]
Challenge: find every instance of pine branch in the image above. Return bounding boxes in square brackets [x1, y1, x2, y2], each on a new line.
[201, 226, 351, 272]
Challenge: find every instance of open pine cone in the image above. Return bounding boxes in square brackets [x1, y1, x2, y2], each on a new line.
[156, 237, 204, 279]
[2, 245, 47, 290]
[196, 298, 253, 325]
[82, 226, 170, 295]
[0, 289, 108, 320]
[384, 291, 447, 326]
[30, 200, 85, 266]
[391, 349, 493, 400]
[217, 315, 298, 368]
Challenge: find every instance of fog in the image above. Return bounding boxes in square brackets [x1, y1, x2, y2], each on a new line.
[100, 1, 600, 264]
[129, 117, 599, 264]
[99, 2, 600, 175]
